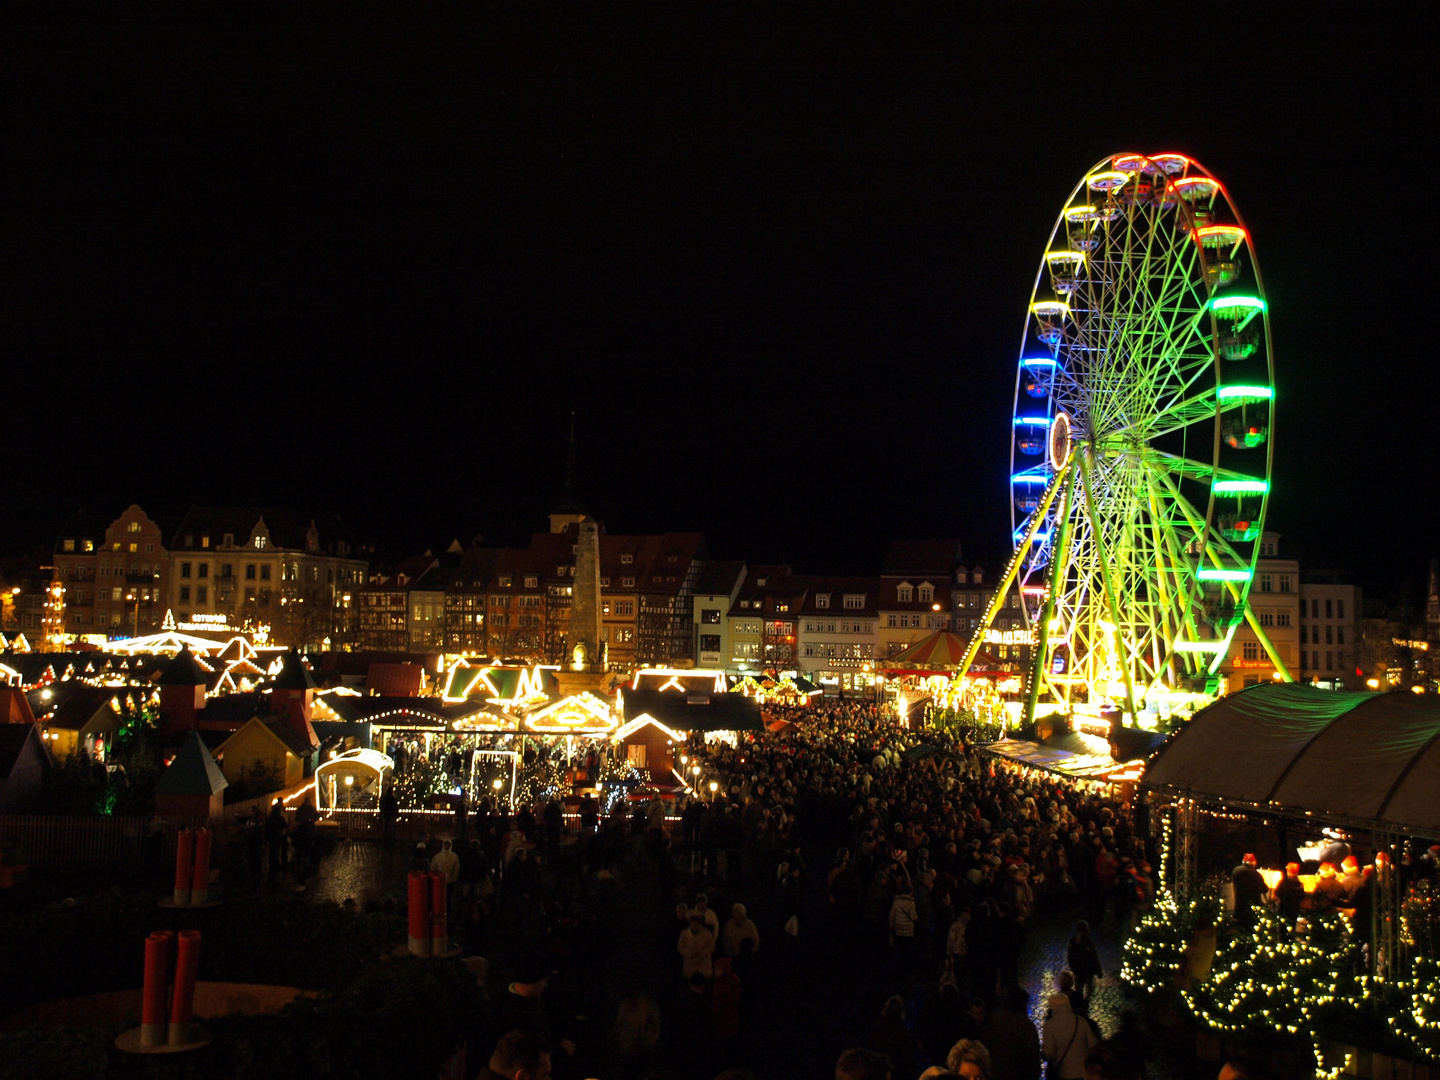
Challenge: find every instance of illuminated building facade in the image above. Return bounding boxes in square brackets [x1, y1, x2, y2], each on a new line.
[796, 577, 880, 692]
[166, 508, 368, 649]
[877, 539, 963, 659]
[358, 553, 443, 652]
[1218, 532, 1301, 692]
[53, 505, 170, 638]
[951, 558, 1031, 672]
[726, 565, 791, 672]
[691, 561, 746, 668]
[441, 545, 501, 655]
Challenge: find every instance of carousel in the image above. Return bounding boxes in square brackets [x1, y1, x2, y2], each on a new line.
[878, 629, 1022, 728]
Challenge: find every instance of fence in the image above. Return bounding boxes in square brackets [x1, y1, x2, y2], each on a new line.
[0, 814, 206, 867]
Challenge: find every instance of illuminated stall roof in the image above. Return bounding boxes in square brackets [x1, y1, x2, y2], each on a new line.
[631, 668, 729, 694]
[523, 692, 617, 734]
[440, 662, 558, 705]
[621, 689, 763, 732]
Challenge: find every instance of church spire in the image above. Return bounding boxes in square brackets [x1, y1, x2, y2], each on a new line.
[548, 411, 588, 533]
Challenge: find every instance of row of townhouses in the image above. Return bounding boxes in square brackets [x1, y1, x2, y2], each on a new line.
[2, 503, 1379, 692]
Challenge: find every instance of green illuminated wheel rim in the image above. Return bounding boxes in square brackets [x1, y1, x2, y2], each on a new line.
[1007, 152, 1276, 714]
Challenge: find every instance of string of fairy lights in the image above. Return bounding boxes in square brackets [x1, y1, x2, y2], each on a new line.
[1121, 813, 1439, 1069]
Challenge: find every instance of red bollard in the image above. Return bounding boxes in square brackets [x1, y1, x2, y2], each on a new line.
[190, 829, 212, 904]
[407, 871, 431, 957]
[169, 930, 201, 1046]
[141, 931, 173, 1046]
[173, 828, 194, 907]
[430, 869, 448, 956]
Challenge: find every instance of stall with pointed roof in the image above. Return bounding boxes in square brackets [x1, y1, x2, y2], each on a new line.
[153, 731, 229, 819]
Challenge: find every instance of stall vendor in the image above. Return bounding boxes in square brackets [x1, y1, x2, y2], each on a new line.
[1273, 862, 1305, 925]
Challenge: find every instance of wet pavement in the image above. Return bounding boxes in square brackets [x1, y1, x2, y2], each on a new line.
[291, 835, 1142, 1076]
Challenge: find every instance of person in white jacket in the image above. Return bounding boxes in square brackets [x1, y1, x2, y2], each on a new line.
[677, 913, 716, 981]
[1040, 992, 1097, 1080]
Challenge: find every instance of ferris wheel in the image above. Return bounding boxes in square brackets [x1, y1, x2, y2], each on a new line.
[960, 152, 1288, 725]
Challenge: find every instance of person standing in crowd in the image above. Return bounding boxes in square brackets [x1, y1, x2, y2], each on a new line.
[265, 798, 288, 877]
[981, 988, 1042, 1080]
[379, 783, 399, 847]
[889, 885, 919, 972]
[1043, 987, 1099, 1080]
[1067, 920, 1103, 1003]
[720, 902, 760, 959]
[677, 912, 716, 982]
[1273, 862, 1306, 926]
[1231, 853, 1266, 926]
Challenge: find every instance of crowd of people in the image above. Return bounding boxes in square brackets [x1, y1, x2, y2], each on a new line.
[410, 694, 1160, 1080]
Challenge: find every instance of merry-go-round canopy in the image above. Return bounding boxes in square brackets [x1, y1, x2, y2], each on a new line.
[1142, 683, 1440, 839]
[879, 630, 971, 675]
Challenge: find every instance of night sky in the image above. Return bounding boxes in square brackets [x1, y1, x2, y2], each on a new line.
[5, 4, 1432, 602]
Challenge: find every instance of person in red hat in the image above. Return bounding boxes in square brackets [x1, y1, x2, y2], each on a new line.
[1273, 862, 1305, 925]
[1231, 853, 1265, 926]
[1313, 861, 1348, 911]
[1339, 855, 1365, 903]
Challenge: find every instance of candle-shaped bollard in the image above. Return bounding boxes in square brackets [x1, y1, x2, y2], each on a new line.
[173, 828, 193, 907]
[168, 930, 201, 1045]
[429, 868, 448, 956]
[140, 931, 174, 1046]
[190, 828, 212, 904]
[407, 870, 431, 957]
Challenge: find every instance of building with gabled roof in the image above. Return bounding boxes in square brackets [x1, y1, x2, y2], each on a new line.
[691, 561, 746, 668]
[215, 716, 317, 791]
[794, 576, 880, 693]
[166, 507, 368, 651]
[878, 539, 964, 661]
[52, 504, 171, 640]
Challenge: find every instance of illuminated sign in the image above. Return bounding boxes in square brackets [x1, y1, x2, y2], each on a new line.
[1393, 638, 1430, 651]
[1231, 658, 1272, 669]
[984, 628, 1036, 646]
[178, 614, 230, 631]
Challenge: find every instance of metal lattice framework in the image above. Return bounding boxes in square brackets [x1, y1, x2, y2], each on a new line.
[960, 153, 1288, 724]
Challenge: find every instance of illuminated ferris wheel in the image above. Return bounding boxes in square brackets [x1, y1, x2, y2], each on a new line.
[960, 152, 1288, 725]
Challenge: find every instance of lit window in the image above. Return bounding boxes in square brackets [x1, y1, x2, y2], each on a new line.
[201, 536, 210, 548]
[84, 540, 94, 552]
[63, 539, 75, 552]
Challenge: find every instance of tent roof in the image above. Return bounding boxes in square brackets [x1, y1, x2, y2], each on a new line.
[983, 732, 1125, 778]
[154, 731, 229, 796]
[272, 649, 318, 691]
[622, 688, 763, 731]
[879, 630, 970, 671]
[1142, 684, 1440, 838]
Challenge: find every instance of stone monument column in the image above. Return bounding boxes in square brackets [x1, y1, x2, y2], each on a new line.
[571, 520, 605, 672]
